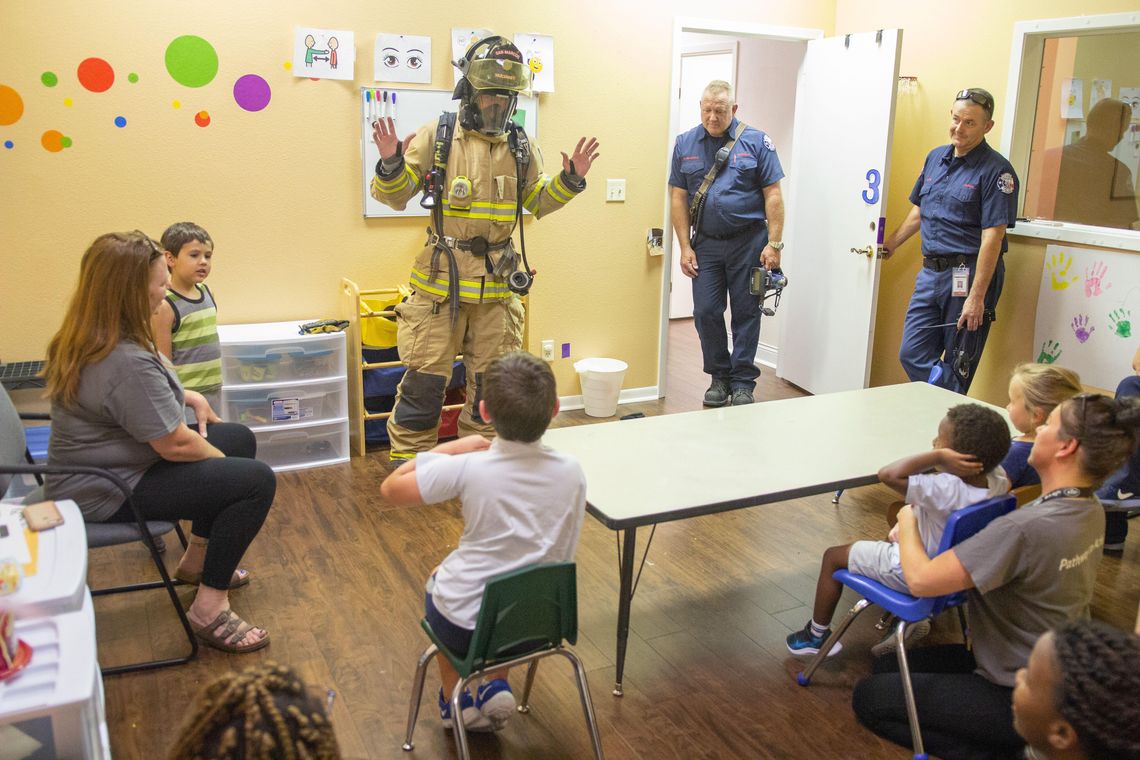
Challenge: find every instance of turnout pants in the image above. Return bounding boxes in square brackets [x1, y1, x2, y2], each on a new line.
[387, 290, 525, 456]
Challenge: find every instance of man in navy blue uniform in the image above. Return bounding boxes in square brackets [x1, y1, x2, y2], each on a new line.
[669, 80, 785, 407]
[882, 87, 1019, 393]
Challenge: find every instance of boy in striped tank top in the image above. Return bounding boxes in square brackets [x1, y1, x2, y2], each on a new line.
[152, 222, 223, 420]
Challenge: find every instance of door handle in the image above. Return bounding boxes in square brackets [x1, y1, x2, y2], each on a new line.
[850, 245, 874, 258]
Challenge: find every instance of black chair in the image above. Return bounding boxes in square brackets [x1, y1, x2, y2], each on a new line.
[0, 384, 197, 675]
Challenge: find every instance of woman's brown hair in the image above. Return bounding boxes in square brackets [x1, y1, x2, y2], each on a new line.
[44, 230, 163, 408]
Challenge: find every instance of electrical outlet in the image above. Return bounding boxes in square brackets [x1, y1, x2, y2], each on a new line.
[606, 178, 626, 202]
[541, 339, 554, 361]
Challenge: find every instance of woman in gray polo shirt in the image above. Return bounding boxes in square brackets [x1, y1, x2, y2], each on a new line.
[852, 393, 1140, 759]
[44, 231, 276, 654]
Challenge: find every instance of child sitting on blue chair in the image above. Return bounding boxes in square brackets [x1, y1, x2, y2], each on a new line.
[787, 403, 1011, 657]
[380, 351, 586, 732]
[1100, 345, 1140, 553]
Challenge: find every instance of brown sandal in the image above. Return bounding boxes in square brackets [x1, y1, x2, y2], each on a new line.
[173, 567, 251, 589]
[192, 609, 270, 653]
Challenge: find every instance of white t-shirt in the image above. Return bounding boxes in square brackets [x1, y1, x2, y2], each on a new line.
[907, 468, 1010, 556]
[416, 437, 587, 629]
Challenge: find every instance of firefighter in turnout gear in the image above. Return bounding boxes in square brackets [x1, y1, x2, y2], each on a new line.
[370, 35, 600, 458]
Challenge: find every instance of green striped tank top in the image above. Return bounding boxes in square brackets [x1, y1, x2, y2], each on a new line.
[166, 283, 222, 393]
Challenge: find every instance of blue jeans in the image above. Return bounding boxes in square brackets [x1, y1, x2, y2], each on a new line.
[691, 227, 766, 392]
[898, 256, 1005, 393]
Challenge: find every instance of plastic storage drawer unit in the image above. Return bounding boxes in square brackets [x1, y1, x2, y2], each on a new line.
[255, 421, 348, 471]
[221, 341, 341, 385]
[223, 379, 347, 426]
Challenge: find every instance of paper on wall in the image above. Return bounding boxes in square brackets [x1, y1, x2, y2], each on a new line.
[514, 33, 554, 93]
[1061, 78, 1083, 119]
[451, 28, 492, 85]
[1090, 79, 1112, 109]
[376, 34, 431, 84]
[1120, 87, 1140, 120]
[293, 27, 355, 81]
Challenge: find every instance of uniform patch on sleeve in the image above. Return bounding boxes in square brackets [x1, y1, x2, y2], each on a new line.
[997, 172, 1015, 195]
[763, 134, 774, 151]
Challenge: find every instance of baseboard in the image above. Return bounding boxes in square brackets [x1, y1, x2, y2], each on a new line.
[755, 341, 778, 371]
[558, 385, 660, 413]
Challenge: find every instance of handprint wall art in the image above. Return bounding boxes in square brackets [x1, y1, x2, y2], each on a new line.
[1034, 244, 1140, 389]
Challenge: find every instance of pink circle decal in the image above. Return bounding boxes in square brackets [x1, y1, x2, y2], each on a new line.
[77, 58, 114, 92]
[233, 74, 271, 112]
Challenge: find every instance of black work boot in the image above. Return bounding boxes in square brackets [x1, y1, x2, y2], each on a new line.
[730, 388, 755, 405]
[703, 378, 731, 407]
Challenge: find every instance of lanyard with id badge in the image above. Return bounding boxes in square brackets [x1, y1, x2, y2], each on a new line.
[952, 265, 970, 298]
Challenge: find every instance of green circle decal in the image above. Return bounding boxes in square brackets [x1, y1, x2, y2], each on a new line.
[164, 35, 219, 88]
[41, 72, 58, 87]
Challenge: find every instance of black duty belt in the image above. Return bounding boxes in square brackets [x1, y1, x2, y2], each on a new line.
[426, 231, 511, 256]
[923, 255, 975, 272]
[702, 222, 763, 241]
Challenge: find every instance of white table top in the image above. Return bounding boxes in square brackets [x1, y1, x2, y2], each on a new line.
[544, 383, 1010, 529]
[2, 500, 87, 618]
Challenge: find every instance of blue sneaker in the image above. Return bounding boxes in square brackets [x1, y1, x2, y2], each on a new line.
[785, 622, 843, 657]
[439, 688, 492, 732]
[475, 679, 516, 730]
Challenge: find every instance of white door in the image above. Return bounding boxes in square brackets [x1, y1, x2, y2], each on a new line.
[777, 29, 902, 394]
[669, 46, 736, 319]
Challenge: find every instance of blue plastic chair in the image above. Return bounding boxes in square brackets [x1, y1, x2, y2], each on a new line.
[402, 562, 604, 759]
[796, 493, 1017, 760]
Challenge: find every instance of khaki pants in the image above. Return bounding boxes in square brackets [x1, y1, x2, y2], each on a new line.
[387, 290, 525, 456]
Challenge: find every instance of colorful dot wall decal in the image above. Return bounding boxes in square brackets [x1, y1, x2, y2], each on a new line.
[4, 140, 13, 149]
[283, 61, 292, 71]
[194, 110, 210, 127]
[41, 72, 58, 87]
[165, 36, 219, 88]
[41, 130, 64, 152]
[172, 100, 181, 109]
[114, 116, 126, 127]
[233, 74, 271, 112]
[128, 73, 139, 83]
[61, 136, 72, 148]
[0, 85, 24, 125]
[77, 57, 114, 92]
[64, 98, 73, 107]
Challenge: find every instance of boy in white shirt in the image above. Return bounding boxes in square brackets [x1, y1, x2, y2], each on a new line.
[786, 403, 1011, 657]
[381, 351, 586, 731]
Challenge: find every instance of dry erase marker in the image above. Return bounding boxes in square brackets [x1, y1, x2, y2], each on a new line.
[391, 92, 397, 123]
[384, 90, 390, 119]
[364, 89, 371, 124]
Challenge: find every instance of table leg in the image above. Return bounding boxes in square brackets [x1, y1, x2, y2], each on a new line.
[613, 526, 637, 696]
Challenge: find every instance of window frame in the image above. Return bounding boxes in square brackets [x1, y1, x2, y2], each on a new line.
[1001, 10, 1140, 252]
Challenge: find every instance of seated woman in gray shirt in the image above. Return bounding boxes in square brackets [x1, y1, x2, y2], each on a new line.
[44, 231, 275, 654]
[852, 393, 1140, 760]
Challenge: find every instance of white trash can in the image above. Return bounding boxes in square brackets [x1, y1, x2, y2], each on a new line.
[574, 358, 628, 417]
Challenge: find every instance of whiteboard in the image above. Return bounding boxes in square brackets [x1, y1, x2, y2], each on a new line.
[1033, 244, 1140, 389]
[360, 87, 539, 217]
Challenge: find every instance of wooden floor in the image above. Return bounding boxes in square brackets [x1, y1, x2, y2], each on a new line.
[94, 319, 1140, 759]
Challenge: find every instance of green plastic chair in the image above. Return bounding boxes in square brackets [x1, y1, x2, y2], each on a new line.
[402, 561, 604, 759]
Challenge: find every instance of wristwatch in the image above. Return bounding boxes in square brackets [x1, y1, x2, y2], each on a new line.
[768, 241, 785, 251]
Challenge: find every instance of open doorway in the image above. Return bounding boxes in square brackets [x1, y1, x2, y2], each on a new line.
[660, 20, 816, 400]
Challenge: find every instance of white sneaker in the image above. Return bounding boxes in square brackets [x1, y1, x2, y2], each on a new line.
[869, 618, 931, 657]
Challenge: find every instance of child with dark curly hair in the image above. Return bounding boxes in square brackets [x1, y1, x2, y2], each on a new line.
[787, 403, 1011, 657]
[1013, 620, 1140, 760]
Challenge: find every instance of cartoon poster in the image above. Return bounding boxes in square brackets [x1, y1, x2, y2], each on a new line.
[293, 27, 354, 80]
[451, 28, 491, 85]
[1060, 78, 1083, 119]
[1120, 87, 1140, 121]
[375, 34, 431, 84]
[1033, 244, 1140, 391]
[514, 33, 554, 93]
[1090, 79, 1112, 109]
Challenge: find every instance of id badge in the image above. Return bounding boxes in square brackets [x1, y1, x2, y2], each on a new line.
[952, 265, 969, 298]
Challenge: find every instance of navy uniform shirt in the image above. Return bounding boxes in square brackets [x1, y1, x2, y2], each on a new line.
[909, 138, 1018, 255]
[669, 117, 784, 237]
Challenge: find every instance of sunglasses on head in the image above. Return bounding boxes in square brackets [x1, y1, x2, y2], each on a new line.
[955, 88, 994, 114]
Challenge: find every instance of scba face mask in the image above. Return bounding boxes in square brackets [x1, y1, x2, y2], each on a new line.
[453, 36, 531, 136]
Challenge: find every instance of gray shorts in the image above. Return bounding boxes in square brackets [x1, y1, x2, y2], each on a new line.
[847, 540, 910, 594]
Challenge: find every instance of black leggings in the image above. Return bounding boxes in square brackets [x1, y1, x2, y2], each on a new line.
[851, 645, 1024, 760]
[105, 423, 276, 590]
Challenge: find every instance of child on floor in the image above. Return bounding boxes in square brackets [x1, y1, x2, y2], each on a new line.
[1003, 363, 1083, 489]
[786, 403, 1010, 657]
[1011, 620, 1140, 760]
[380, 351, 586, 732]
[151, 222, 223, 417]
[1099, 345, 1140, 553]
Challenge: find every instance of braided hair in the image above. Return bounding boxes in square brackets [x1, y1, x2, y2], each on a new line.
[1052, 620, 1140, 760]
[168, 662, 341, 760]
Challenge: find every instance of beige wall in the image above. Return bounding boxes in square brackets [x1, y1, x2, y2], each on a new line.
[0, 0, 834, 397]
[837, 0, 1138, 404]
